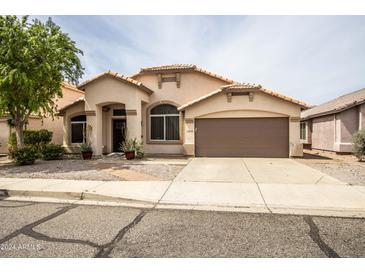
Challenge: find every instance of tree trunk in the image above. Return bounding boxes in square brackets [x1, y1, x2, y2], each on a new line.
[14, 124, 25, 148]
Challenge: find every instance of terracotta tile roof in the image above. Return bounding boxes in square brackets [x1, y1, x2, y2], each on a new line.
[78, 70, 154, 95]
[57, 97, 85, 115]
[133, 64, 236, 84]
[178, 83, 309, 111]
[301, 88, 365, 120]
[61, 82, 84, 94]
[259, 86, 309, 108]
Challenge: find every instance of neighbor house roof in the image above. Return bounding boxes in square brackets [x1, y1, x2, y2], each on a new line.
[62, 82, 85, 94]
[132, 64, 236, 84]
[57, 97, 85, 116]
[178, 83, 309, 111]
[78, 71, 154, 95]
[301, 88, 365, 120]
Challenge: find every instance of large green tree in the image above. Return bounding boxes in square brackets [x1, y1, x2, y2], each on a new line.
[0, 16, 83, 147]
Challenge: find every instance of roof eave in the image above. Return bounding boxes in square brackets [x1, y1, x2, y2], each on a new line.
[179, 85, 309, 111]
[301, 99, 365, 120]
[77, 72, 153, 95]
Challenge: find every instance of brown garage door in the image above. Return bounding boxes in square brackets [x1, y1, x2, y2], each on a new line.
[195, 117, 289, 157]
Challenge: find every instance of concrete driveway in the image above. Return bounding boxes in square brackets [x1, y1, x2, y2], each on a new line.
[174, 158, 344, 184]
[160, 157, 365, 217]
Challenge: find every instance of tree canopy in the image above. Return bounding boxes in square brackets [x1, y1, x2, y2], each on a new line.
[0, 16, 84, 146]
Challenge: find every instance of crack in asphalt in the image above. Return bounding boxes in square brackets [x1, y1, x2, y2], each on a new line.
[93, 180, 174, 257]
[94, 210, 146, 258]
[22, 228, 101, 248]
[0, 201, 149, 257]
[0, 204, 79, 245]
[303, 216, 340, 258]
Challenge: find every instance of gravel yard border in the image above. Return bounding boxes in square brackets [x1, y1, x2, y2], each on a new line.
[295, 149, 365, 186]
[0, 156, 188, 182]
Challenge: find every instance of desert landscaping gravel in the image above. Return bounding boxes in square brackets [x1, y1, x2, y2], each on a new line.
[0, 157, 186, 181]
[296, 150, 365, 186]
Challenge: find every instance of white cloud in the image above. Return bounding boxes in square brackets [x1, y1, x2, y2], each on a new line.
[48, 16, 365, 105]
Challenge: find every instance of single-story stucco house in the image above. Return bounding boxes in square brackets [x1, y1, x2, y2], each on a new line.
[300, 88, 365, 153]
[59, 64, 308, 158]
[0, 83, 85, 154]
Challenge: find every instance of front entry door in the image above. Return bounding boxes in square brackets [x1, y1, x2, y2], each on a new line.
[113, 119, 126, 152]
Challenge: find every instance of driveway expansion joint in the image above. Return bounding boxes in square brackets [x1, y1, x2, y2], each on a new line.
[241, 159, 272, 214]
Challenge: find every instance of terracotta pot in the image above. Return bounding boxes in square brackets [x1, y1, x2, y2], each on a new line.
[125, 151, 135, 160]
[82, 151, 93, 160]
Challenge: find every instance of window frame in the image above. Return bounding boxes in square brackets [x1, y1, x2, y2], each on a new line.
[149, 105, 180, 142]
[300, 121, 307, 141]
[70, 115, 87, 144]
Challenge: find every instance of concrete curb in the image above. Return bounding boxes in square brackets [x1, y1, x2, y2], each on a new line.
[0, 188, 156, 206]
[1, 188, 365, 218]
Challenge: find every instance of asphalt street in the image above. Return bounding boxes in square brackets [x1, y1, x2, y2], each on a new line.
[0, 200, 364, 258]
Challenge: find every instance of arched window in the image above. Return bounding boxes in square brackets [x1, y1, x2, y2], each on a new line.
[71, 115, 87, 143]
[150, 104, 179, 141]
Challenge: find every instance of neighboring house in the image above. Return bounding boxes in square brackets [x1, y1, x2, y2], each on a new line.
[300, 88, 365, 153]
[0, 83, 85, 154]
[59, 64, 308, 158]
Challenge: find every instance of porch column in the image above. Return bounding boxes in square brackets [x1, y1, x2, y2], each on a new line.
[88, 105, 103, 155]
[125, 103, 142, 141]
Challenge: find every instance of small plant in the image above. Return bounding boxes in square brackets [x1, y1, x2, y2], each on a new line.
[9, 146, 38, 165]
[352, 129, 365, 161]
[80, 142, 93, 153]
[121, 138, 144, 160]
[41, 144, 64, 160]
[79, 124, 93, 160]
[135, 142, 145, 159]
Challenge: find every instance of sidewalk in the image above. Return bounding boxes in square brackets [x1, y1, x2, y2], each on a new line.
[0, 177, 364, 218]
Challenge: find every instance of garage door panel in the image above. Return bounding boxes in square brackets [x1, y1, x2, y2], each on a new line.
[195, 118, 289, 157]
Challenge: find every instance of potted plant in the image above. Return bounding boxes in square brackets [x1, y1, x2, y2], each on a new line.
[80, 142, 93, 160]
[121, 138, 144, 160]
[79, 124, 93, 160]
[121, 138, 136, 160]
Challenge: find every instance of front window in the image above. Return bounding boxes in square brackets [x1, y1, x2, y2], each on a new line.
[300, 122, 307, 140]
[150, 104, 179, 141]
[71, 115, 87, 143]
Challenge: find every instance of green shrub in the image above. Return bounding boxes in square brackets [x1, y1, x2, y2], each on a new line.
[41, 144, 64, 160]
[8, 129, 53, 153]
[24, 129, 53, 146]
[352, 129, 365, 161]
[10, 146, 38, 165]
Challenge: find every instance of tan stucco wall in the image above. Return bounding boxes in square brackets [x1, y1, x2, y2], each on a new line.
[183, 91, 303, 157]
[135, 72, 229, 155]
[42, 85, 85, 144]
[82, 76, 149, 155]
[0, 85, 84, 154]
[0, 119, 11, 154]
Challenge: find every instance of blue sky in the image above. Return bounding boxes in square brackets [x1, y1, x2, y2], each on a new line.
[37, 16, 365, 105]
